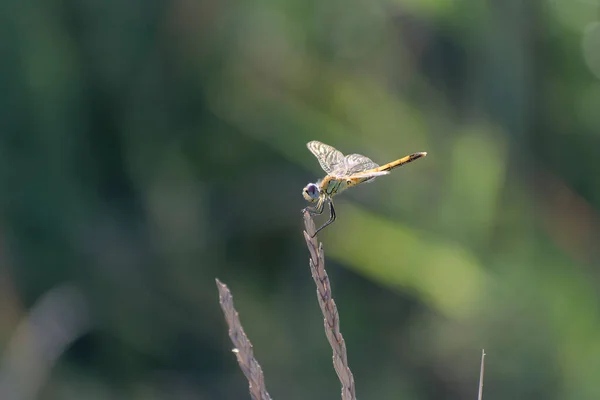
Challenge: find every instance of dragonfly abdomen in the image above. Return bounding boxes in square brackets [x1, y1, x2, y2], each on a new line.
[375, 152, 427, 172]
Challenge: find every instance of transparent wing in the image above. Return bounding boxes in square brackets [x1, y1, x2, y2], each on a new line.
[344, 153, 380, 174]
[307, 141, 346, 175]
[349, 170, 389, 179]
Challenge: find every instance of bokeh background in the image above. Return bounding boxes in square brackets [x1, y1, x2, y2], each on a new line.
[2, 0, 600, 399]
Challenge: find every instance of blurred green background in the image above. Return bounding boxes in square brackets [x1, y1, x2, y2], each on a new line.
[1, 0, 600, 399]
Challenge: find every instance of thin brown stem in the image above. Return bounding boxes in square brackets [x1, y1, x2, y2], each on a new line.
[478, 349, 486, 400]
[216, 279, 272, 400]
[303, 210, 357, 400]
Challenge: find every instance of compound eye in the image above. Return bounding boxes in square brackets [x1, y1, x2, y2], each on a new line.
[307, 184, 318, 197]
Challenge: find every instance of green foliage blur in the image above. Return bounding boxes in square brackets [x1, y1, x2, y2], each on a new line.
[1, 0, 600, 399]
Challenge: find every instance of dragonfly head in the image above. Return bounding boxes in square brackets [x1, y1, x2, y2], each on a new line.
[302, 183, 320, 202]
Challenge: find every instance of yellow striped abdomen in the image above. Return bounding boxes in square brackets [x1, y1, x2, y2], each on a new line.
[373, 152, 427, 172]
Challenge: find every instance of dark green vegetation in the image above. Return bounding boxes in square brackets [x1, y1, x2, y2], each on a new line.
[1, 1, 600, 399]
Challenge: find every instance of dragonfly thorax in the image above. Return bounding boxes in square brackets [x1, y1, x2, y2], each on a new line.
[302, 182, 320, 202]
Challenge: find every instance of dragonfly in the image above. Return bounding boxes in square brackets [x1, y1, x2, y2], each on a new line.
[302, 140, 427, 237]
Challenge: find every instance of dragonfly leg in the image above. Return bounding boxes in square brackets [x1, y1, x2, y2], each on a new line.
[311, 200, 336, 238]
[303, 197, 325, 216]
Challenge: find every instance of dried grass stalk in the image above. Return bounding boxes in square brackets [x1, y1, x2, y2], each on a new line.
[216, 279, 272, 400]
[303, 211, 357, 400]
[478, 349, 486, 400]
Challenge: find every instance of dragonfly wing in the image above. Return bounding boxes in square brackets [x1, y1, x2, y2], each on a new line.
[350, 170, 389, 179]
[307, 141, 346, 175]
[344, 153, 380, 174]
